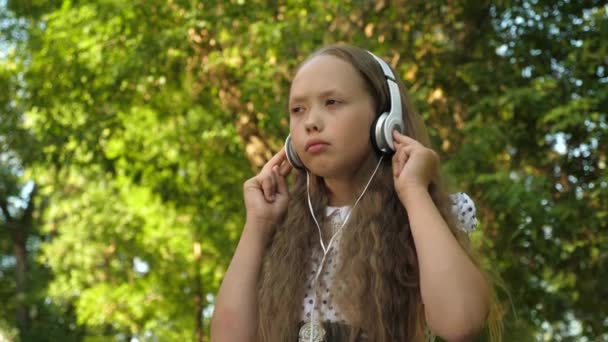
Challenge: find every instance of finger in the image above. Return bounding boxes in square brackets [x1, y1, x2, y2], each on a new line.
[392, 148, 406, 177]
[273, 165, 288, 196]
[392, 153, 400, 177]
[401, 145, 415, 155]
[264, 147, 288, 171]
[260, 172, 277, 202]
[278, 159, 293, 176]
[393, 146, 412, 177]
[392, 131, 420, 146]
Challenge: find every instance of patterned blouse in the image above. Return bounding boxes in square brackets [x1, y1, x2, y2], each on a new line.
[299, 192, 478, 340]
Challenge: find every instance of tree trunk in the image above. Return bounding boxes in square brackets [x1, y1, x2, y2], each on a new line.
[193, 241, 204, 342]
[13, 233, 29, 334]
[1, 184, 36, 338]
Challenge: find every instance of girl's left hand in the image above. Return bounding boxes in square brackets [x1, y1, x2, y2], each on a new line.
[392, 131, 439, 199]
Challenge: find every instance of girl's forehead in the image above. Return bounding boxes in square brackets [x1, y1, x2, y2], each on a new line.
[290, 55, 367, 98]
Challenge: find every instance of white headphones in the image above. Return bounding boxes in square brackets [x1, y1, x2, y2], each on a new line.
[285, 51, 404, 170]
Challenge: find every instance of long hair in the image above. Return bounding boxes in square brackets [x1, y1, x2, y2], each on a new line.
[257, 44, 502, 341]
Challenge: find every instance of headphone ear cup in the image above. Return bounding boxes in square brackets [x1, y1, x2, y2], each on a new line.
[371, 113, 390, 154]
[285, 135, 305, 170]
[370, 115, 382, 154]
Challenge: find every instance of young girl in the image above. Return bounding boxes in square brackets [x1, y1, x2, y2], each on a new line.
[211, 44, 501, 341]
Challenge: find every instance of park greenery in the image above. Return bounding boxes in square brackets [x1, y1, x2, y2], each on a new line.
[1, 0, 606, 341]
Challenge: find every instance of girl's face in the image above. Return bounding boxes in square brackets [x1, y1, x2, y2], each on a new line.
[289, 55, 377, 179]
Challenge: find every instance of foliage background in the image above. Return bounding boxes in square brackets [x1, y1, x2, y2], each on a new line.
[0, 0, 606, 341]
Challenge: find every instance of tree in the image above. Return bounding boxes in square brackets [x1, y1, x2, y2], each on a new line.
[1, 0, 606, 340]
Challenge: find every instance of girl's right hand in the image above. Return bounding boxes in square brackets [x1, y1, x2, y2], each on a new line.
[243, 147, 293, 237]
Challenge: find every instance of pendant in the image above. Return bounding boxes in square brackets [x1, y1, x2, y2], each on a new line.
[298, 321, 326, 342]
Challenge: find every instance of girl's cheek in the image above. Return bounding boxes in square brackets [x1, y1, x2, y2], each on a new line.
[290, 115, 306, 128]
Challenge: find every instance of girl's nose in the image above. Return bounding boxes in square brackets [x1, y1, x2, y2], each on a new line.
[305, 120, 320, 132]
[304, 108, 323, 133]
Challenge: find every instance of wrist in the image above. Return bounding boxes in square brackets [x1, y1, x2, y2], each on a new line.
[245, 214, 277, 228]
[398, 184, 430, 206]
[244, 217, 275, 242]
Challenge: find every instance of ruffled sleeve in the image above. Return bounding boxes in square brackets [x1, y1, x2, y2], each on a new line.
[449, 192, 478, 233]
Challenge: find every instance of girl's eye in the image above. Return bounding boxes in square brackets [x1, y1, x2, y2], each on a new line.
[326, 99, 340, 106]
[290, 106, 303, 114]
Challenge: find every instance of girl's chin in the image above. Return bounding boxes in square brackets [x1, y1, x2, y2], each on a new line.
[302, 162, 333, 177]
[305, 163, 352, 180]
[305, 151, 374, 173]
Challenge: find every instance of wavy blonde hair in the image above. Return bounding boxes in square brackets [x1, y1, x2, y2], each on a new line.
[257, 44, 503, 341]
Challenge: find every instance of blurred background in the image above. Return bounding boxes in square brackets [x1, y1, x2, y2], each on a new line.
[0, 0, 606, 341]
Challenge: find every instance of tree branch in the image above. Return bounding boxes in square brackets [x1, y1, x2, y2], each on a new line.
[0, 199, 13, 223]
[22, 183, 37, 229]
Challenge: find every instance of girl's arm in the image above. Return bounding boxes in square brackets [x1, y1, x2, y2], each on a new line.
[210, 221, 267, 341]
[391, 131, 489, 341]
[212, 149, 291, 341]
[401, 187, 489, 342]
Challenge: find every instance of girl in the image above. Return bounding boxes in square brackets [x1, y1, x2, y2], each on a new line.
[211, 44, 501, 341]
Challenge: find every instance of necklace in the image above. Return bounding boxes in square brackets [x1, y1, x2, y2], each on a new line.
[298, 157, 384, 342]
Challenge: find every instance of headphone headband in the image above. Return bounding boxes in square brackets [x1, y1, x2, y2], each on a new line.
[367, 52, 396, 80]
[366, 51, 404, 152]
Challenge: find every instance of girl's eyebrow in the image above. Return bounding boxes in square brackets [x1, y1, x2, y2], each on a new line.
[289, 89, 345, 104]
